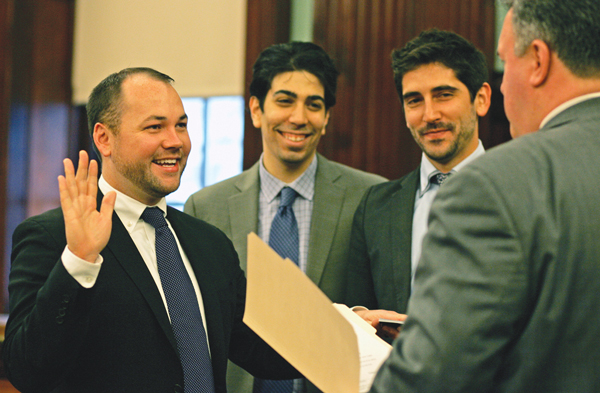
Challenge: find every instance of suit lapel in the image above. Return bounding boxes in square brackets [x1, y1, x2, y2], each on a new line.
[168, 209, 228, 377]
[103, 208, 178, 351]
[228, 164, 260, 270]
[306, 155, 344, 286]
[390, 168, 419, 310]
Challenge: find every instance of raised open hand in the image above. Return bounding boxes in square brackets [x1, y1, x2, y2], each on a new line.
[58, 150, 116, 262]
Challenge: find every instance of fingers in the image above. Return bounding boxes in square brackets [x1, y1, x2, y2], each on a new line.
[100, 191, 116, 219]
[357, 310, 406, 327]
[61, 157, 78, 203]
[87, 157, 99, 201]
[58, 174, 73, 212]
[75, 150, 89, 196]
[59, 152, 113, 263]
[63, 156, 75, 179]
[61, 151, 99, 200]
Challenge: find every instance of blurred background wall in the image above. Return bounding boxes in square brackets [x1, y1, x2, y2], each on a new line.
[0, 0, 510, 314]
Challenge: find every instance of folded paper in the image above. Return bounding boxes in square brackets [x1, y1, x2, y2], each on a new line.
[244, 233, 391, 393]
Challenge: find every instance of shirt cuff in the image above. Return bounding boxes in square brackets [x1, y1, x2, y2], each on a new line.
[61, 246, 103, 288]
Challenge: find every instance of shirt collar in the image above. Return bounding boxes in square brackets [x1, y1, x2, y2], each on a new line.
[258, 154, 317, 203]
[540, 92, 600, 129]
[418, 139, 485, 197]
[98, 175, 168, 233]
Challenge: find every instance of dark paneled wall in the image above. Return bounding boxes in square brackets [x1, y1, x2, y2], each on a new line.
[242, 0, 292, 169]
[0, 0, 76, 312]
[243, 0, 510, 180]
[1, 0, 13, 316]
[313, 0, 505, 180]
[0, 0, 510, 314]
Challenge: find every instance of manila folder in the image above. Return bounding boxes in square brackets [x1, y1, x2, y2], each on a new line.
[243, 232, 360, 393]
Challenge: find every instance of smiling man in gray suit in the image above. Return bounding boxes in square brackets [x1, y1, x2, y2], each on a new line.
[370, 0, 600, 392]
[184, 42, 386, 393]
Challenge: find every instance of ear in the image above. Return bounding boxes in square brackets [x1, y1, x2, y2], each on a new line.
[93, 123, 112, 158]
[321, 109, 331, 135]
[249, 96, 263, 129]
[474, 82, 492, 117]
[529, 39, 551, 87]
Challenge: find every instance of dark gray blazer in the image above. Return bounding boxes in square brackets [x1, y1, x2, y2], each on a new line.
[371, 97, 600, 392]
[184, 153, 386, 392]
[345, 168, 420, 313]
[184, 153, 387, 303]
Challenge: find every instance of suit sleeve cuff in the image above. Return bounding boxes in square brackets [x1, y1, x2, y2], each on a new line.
[61, 246, 103, 288]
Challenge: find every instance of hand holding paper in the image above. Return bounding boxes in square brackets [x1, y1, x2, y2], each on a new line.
[353, 309, 406, 340]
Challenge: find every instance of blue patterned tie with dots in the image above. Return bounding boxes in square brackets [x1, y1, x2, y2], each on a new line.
[141, 207, 215, 393]
[269, 187, 299, 266]
[254, 187, 299, 393]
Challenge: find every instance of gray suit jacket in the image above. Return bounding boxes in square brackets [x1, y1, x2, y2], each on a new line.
[371, 97, 600, 392]
[185, 153, 386, 392]
[345, 168, 420, 313]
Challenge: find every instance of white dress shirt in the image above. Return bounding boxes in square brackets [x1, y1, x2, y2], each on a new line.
[258, 154, 317, 274]
[411, 140, 485, 287]
[61, 175, 209, 335]
[257, 155, 316, 393]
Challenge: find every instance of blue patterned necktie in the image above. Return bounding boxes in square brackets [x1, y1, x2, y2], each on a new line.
[141, 207, 215, 393]
[269, 187, 299, 265]
[254, 187, 299, 393]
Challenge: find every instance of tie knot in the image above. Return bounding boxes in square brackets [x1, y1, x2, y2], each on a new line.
[279, 187, 298, 208]
[141, 207, 168, 229]
[431, 172, 452, 186]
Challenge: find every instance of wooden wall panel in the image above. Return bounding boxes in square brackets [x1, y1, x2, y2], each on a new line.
[25, 0, 75, 216]
[1, 0, 75, 313]
[0, 0, 14, 316]
[312, 0, 504, 180]
[242, 0, 291, 169]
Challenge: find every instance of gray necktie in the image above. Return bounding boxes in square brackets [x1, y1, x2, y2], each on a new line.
[269, 187, 299, 265]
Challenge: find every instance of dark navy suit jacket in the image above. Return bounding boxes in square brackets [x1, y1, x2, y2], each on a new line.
[3, 195, 297, 393]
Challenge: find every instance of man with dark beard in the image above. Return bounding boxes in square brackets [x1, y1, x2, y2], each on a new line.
[371, 0, 600, 390]
[345, 29, 491, 330]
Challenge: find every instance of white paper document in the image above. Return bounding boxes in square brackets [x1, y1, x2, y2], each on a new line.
[243, 233, 392, 393]
[332, 304, 393, 392]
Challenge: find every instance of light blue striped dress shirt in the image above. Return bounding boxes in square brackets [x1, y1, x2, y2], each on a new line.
[257, 155, 317, 393]
[258, 155, 316, 277]
[411, 140, 485, 288]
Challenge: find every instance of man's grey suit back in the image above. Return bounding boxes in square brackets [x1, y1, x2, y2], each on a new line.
[371, 97, 600, 392]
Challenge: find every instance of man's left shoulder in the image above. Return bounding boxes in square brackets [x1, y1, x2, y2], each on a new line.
[465, 132, 550, 179]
